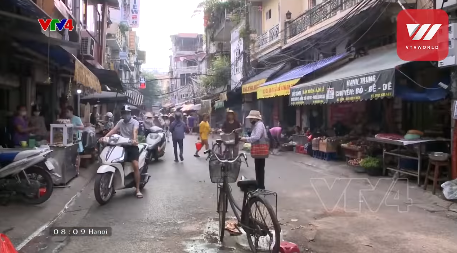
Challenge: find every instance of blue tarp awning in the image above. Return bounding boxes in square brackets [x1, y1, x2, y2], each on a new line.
[259, 52, 349, 87]
[5, 0, 50, 19]
[395, 78, 449, 102]
[15, 39, 74, 68]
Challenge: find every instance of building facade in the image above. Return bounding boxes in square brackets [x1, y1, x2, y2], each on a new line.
[169, 33, 204, 105]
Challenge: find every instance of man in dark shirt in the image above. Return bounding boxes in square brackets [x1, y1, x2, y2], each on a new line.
[221, 110, 241, 156]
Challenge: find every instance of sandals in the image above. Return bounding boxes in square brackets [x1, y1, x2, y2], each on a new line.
[136, 192, 143, 198]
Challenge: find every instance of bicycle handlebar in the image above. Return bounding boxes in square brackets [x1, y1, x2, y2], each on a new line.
[203, 150, 249, 167]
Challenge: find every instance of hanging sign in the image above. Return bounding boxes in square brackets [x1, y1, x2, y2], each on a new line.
[129, 0, 140, 28]
[290, 69, 395, 105]
[139, 76, 145, 89]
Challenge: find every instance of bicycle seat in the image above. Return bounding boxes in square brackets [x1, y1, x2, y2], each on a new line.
[216, 139, 223, 144]
[237, 179, 258, 192]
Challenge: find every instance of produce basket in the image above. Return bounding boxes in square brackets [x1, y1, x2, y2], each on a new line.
[208, 156, 241, 183]
[341, 144, 364, 159]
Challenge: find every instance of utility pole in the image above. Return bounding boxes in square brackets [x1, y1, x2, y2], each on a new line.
[242, 0, 250, 79]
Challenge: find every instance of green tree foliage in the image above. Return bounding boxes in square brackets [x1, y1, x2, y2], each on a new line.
[201, 55, 230, 91]
[198, 0, 243, 42]
[140, 70, 160, 108]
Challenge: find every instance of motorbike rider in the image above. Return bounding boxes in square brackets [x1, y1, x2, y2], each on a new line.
[162, 114, 170, 142]
[144, 112, 154, 130]
[153, 114, 165, 128]
[101, 106, 143, 199]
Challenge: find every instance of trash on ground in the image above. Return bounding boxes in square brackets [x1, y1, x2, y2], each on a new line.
[225, 220, 242, 235]
[442, 179, 457, 200]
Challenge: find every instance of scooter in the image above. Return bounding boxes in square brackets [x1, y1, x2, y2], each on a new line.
[145, 126, 166, 163]
[0, 147, 56, 204]
[94, 135, 150, 205]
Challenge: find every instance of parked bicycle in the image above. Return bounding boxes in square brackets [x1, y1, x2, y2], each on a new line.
[204, 150, 281, 252]
[208, 128, 242, 160]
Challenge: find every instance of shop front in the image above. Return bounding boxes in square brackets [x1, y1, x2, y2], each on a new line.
[289, 45, 452, 188]
[256, 52, 350, 133]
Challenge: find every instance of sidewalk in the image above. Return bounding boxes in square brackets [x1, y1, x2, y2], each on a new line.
[267, 151, 457, 253]
[0, 162, 98, 247]
[190, 135, 457, 252]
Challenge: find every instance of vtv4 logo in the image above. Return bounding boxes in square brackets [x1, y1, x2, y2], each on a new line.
[406, 24, 441, 41]
[38, 19, 74, 31]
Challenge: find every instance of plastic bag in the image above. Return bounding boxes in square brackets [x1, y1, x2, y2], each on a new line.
[0, 234, 18, 253]
[441, 178, 457, 200]
[242, 143, 251, 151]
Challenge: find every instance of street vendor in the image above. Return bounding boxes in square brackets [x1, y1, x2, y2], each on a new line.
[13, 105, 36, 147]
[29, 105, 48, 138]
[66, 106, 84, 176]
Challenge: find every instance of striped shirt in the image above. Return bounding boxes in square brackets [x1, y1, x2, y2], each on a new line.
[246, 121, 266, 143]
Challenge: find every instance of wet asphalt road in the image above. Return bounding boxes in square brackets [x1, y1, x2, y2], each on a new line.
[20, 136, 260, 253]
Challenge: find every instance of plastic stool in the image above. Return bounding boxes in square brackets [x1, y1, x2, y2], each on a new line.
[280, 241, 300, 253]
[424, 159, 450, 195]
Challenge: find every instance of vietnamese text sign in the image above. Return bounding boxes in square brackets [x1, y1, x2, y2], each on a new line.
[290, 69, 395, 105]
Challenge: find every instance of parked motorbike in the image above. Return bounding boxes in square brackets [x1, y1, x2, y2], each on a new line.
[0, 147, 56, 204]
[94, 135, 150, 205]
[145, 126, 166, 163]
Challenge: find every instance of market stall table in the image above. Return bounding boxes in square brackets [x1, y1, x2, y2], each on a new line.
[366, 137, 450, 185]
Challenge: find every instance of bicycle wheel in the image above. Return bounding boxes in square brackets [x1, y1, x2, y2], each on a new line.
[212, 143, 222, 156]
[243, 195, 281, 253]
[218, 184, 227, 242]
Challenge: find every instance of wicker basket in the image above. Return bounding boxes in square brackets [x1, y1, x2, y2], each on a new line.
[208, 156, 241, 183]
[220, 132, 236, 145]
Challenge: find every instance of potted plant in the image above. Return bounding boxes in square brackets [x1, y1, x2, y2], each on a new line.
[360, 157, 383, 176]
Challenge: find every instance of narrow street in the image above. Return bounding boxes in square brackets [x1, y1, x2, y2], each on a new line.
[17, 136, 457, 253]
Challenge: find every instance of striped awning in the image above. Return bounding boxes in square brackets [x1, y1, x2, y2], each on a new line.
[125, 90, 144, 106]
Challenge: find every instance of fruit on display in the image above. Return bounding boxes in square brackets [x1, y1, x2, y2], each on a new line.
[348, 158, 362, 166]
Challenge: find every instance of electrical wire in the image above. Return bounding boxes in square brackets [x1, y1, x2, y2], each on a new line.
[135, 0, 392, 102]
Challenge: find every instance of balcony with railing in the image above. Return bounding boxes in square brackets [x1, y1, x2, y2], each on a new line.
[106, 24, 125, 50]
[286, 0, 365, 45]
[257, 24, 280, 50]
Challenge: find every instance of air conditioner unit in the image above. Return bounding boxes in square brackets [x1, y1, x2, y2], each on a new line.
[81, 37, 95, 59]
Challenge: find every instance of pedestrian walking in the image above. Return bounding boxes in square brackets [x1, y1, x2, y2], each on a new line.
[170, 112, 186, 162]
[194, 114, 210, 157]
[240, 110, 269, 190]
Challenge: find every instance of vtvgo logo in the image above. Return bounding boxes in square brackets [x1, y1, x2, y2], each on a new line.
[397, 9, 448, 61]
[38, 19, 74, 31]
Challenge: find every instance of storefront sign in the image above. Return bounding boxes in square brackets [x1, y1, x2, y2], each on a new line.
[129, 31, 136, 51]
[290, 69, 395, 105]
[242, 79, 265, 94]
[129, 0, 140, 28]
[257, 78, 300, 99]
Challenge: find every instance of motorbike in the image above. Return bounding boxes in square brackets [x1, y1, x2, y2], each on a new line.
[144, 126, 166, 163]
[0, 147, 56, 204]
[94, 135, 150, 205]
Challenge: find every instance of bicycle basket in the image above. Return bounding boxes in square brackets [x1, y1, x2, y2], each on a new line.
[208, 155, 241, 183]
[220, 132, 236, 145]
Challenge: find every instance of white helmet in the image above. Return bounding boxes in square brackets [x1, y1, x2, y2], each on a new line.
[105, 112, 113, 118]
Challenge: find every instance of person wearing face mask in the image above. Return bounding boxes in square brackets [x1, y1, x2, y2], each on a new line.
[12, 105, 36, 147]
[101, 106, 142, 198]
[29, 105, 48, 138]
[66, 106, 85, 175]
[240, 110, 268, 190]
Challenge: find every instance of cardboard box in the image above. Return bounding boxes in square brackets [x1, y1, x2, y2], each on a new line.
[319, 139, 337, 153]
[312, 139, 320, 150]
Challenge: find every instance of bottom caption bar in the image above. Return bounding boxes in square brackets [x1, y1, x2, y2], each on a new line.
[50, 227, 112, 236]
